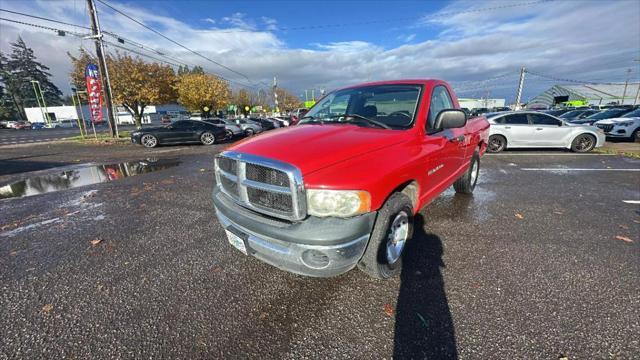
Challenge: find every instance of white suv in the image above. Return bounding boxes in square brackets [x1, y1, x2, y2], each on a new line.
[594, 108, 640, 141]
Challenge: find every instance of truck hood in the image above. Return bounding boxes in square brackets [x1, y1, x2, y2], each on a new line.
[226, 124, 410, 175]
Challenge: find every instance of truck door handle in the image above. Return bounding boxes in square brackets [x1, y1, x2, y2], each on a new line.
[449, 135, 465, 143]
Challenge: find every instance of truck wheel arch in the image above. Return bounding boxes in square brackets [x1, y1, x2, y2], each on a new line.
[392, 180, 419, 213]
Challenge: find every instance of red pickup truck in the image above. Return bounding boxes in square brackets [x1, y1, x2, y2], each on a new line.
[213, 80, 489, 278]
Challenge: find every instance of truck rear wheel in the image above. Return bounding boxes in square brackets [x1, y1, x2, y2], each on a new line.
[357, 192, 414, 279]
[453, 151, 480, 194]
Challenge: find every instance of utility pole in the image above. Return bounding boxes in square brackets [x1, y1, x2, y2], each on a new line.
[273, 76, 279, 114]
[621, 68, 632, 105]
[514, 67, 526, 110]
[86, 0, 117, 137]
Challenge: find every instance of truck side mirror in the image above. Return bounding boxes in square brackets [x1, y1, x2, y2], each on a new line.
[434, 109, 467, 130]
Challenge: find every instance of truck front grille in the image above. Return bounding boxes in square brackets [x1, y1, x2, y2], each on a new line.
[215, 151, 306, 221]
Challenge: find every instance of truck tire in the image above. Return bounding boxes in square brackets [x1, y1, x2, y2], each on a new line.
[357, 192, 414, 279]
[453, 151, 480, 194]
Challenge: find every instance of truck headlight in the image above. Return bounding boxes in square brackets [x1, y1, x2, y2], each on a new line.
[306, 189, 371, 218]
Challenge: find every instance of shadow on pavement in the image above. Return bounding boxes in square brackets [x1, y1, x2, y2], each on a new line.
[394, 214, 458, 359]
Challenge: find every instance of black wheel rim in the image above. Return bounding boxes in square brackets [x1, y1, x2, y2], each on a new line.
[575, 135, 593, 151]
[489, 137, 503, 152]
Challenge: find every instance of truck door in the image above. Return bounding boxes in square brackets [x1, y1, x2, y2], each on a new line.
[420, 86, 467, 198]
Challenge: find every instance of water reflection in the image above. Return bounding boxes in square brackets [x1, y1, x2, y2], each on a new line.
[0, 159, 180, 200]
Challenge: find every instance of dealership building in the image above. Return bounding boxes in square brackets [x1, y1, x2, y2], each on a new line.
[24, 103, 188, 125]
[527, 83, 640, 109]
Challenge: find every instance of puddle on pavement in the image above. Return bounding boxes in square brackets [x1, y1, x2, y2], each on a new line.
[0, 158, 180, 200]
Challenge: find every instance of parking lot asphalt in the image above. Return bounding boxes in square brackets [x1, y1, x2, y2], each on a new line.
[1, 143, 638, 359]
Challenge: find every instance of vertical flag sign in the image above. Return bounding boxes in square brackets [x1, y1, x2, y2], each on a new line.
[85, 64, 103, 124]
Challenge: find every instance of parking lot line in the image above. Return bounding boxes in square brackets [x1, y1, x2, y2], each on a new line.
[623, 200, 640, 204]
[521, 168, 640, 172]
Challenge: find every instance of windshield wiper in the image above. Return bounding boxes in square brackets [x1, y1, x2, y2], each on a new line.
[299, 116, 325, 125]
[340, 113, 391, 129]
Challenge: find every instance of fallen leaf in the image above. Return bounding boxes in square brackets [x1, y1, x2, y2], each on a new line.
[634, 219, 640, 224]
[615, 236, 633, 243]
[211, 266, 222, 273]
[416, 312, 428, 328]
[90, 239, 103, 246]
[619, 224, 629, 230]
[199, 168, 206, 172]
[9, 251, 18, 256]
[259, 312, 268, 320]
[383, 303, 394, 317]
[41, 303, 53, 314]
[515, 213, 524, 219]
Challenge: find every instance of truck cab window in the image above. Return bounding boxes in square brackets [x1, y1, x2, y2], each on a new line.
[427, 86, 453, 132]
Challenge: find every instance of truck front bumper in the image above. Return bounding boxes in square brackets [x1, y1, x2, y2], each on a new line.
[213, 189, 376, 277]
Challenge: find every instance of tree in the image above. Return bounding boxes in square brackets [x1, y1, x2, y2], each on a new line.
[68, 50, 178, 128]
[275, 88, 303, 112]
[190, 65, 205, 75]
[108, 54, 177, 128]
[1, 37, 63, 120]
[176, 73, 230, 116]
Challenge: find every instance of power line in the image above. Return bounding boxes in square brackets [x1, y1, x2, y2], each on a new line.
[0, 8, 92, 30]
[95, 0, 254, 83]
[525, 69, 626, 85]
[0, 16, 263, 90]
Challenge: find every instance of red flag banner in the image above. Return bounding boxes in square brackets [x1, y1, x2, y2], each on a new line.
[85, 64, 103, 124]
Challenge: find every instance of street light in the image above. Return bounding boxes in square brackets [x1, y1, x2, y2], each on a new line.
[30, 80, 50, 125]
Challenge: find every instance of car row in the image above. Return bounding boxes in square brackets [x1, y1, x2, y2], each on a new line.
[130, 116, 289, 148]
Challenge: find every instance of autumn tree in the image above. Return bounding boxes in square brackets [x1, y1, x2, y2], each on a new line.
[275, 88, 303, 112]
[176, 73, 230, 117]
[68, 50, 178, 128]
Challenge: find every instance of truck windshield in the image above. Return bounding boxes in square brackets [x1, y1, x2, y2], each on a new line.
[300, 84, 422, 129]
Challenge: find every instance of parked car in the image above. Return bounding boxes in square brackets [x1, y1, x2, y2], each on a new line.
[542, 109, 571, 117]
[213, 79, 489, 279]
[486, 111, 604, 153]
[492, 106, 511, 112]
[593, 108, 640, 141]
[571, 107, 634, 126]
[233, 119, 263, 136]
[31, 122, 47, 130]
[130, 120, 227, 148]
[47, 119, 77, 128]
[559, 109, 599, 121]
[13, 121, 32, 130]
[249, 117, 276, 131]
[202, 118, 243, 138]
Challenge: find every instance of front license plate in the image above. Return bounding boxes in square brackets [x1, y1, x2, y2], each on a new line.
[225, 229, 247, 255]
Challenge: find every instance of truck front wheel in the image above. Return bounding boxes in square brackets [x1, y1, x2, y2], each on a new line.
[358, 192, 414, 279]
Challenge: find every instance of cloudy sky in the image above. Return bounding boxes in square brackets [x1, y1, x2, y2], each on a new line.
[0, 0, 638, 103]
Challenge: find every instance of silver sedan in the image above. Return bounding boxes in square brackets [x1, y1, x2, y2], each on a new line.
[486, 111, 605, 153]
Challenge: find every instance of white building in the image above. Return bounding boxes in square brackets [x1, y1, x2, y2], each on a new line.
[24, 103, 189, 125]
[527, 83, 640, 109]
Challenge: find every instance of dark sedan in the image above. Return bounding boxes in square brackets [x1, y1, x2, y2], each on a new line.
[559, 109, 599, 121]
[130, 120, 226, 148]
[570, 108, 634, 126]
[249, 117, 276, 130]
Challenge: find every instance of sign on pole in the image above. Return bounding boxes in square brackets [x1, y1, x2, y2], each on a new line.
[85, 63, 103, 124]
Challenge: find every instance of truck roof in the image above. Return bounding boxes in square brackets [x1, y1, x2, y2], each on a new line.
[338, 79, 445, 91]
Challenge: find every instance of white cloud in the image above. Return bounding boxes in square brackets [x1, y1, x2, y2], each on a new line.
[202, 18, 216, 25]
[0, 0, 638, 103]
[397, 33, 416, 43]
